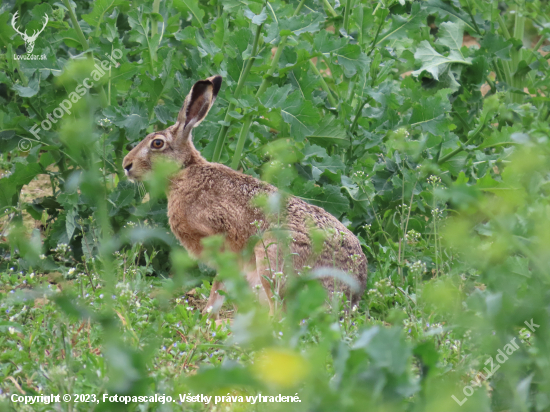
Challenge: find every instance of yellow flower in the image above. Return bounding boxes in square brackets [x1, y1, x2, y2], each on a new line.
[253, 348, 309, 388]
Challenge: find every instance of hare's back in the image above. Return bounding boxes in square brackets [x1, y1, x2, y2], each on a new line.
[285, 197, 367, 296]
[167, 163, 273, 253]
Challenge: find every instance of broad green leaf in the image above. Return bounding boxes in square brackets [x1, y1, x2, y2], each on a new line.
[310, 155, 345, 181]
[480, 32, 514, 61]
[12, 78, 39, 97]
[103, 100, 149, 137]
[314, 31, 347, 54]
[307, 115, 349, 148]
[173, 0, 205, 28]
[244, 8, 267, 26]
[412, 22, 472, 83]
[66, 208, 77, 241]
[376, 3, 427, 45]
[409, 89, 453, 135]
[0, 163, 42, 208]
[296, 181, 349, 217]
[412, 42, 470, 80]
[278, 13, 325, 36]
[280, 91, 320, 140]
[332, 44, 369, 77]
[426, 0, 476, 32]
[259, 84, 293, 109]
[82, 0, 123, 28]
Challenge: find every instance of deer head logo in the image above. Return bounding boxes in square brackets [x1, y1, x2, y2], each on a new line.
[11, 11, 48, 54]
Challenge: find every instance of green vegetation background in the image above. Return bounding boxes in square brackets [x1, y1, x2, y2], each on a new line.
[1, 0, 550, 410]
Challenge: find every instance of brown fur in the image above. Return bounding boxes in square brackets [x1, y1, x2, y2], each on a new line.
[122, 75, 367, 315]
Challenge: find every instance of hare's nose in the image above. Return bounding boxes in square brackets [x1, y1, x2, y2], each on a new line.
[124, 163, 133, 172]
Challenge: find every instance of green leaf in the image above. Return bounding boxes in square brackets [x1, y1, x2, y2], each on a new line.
[354, 326, 412, 375]
[409, 89, 453, 135]
[412, 42, 470, 80]
[278, 13, 325, 36]
[12, 78, 40, 98]
[244, 8, 267, 26]
[0, 163, 42, 208]
[412, 22, 472, 83]
[280, 91, 320, 140]
[173, 0, 205, 28]
[426, 0, 476, 33]
[103, 100, 149, 137]
[66, 208, 77, 241]
[377, 3, 427, 45]
[259, 84, 293, 109]
[332, 44, 369, 77]
[82, 0, 123, 28]
[307, 115, 349, 148]
[310, 155, 345, 181]
[296, 180, 349, 217]
[480, 32, 514, 61]
[313, 30, 347, 54]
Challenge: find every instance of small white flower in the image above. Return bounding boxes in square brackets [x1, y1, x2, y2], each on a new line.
[68, 268, 76, 275]
[8, 327, 15, 335]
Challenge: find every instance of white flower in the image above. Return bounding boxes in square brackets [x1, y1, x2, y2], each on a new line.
[68, 268, 76, 275]
[8, 327, 15, 335]
[427, 175, 441, 185]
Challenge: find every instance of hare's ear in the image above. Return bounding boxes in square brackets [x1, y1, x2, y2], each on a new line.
[176, 75, 222, 132]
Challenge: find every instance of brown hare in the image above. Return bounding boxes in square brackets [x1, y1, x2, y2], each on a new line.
[122, 75, 367, 315]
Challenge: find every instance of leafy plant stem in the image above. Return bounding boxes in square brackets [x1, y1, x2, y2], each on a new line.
[350, 100, 367, 136]
[367, 14, 384, 56]
[510, 3, 524, 101]
[480, 142, 520, 149]
[309, 60, 338, 107]
[497, 13, 511, 40]
[438, 115, 490, 164]
[464, 0, 481, 35]
[230, 117, 252, 170]
[27, 100, 45, 121]
[212, 23, 263, 162]
[452, 111, 470, 134]
[151, 0, 161, 37]
[321, 0, 338, 18]
[433, 194, 438, 275]
[227, 0, 308, 166]
[526, 34, 545, 65]
[255, 0, 308, 97]
[62, 0, 90, 52]
[343, 0, 353, 34]
[62, 0, 109, 106]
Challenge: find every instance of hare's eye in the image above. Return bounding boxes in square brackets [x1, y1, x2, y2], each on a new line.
[151, 139, 164, 149]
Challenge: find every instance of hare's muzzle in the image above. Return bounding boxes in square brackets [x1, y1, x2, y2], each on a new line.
[122, 157, 134, 179]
